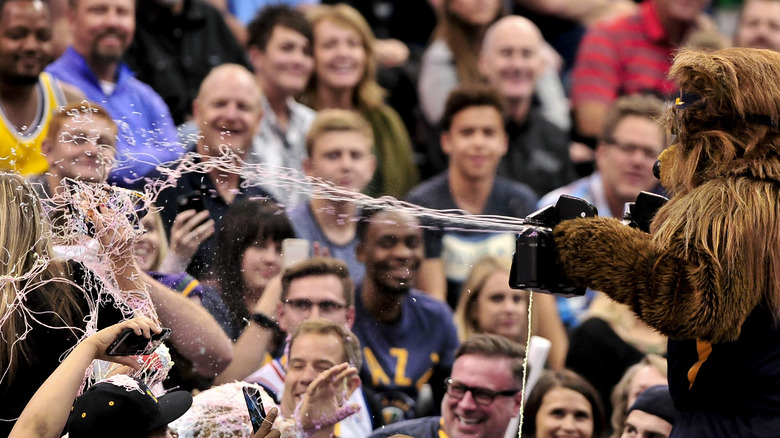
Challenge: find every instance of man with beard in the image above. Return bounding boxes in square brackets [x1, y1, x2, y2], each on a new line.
[45, 0, 185, 188]
[351, 207, 459, 420]
[0, 0, 83, 175]
[735, 0, 780, 52]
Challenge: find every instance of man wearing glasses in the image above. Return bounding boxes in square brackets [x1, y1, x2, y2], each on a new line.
[368, 333, 525, 438]
[245, 257, 377, 436]
[539, 94, 667, 219]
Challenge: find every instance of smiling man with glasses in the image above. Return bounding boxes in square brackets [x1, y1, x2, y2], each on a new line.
[540, 94, 666, 220]
[537, 94, 667, 330]
[443, 378, 520, 406]
[368, 333, 525, 438]
[245, 257, 377, 436]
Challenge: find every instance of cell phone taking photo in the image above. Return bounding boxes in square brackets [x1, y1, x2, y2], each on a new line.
[106, 327, 172, 356]
[176, 191, 206, 214]
[243, 386, 266, 433]
[282, 238, 310, 269]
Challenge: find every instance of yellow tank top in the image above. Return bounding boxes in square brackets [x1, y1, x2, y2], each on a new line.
[0, 72, 66, 175]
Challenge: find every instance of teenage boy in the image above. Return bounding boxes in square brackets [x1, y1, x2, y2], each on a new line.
[285, 109, 376, 282]
[405, 84, 538, 306]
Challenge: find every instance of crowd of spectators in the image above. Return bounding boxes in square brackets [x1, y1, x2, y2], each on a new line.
[0, 0, 768, 437]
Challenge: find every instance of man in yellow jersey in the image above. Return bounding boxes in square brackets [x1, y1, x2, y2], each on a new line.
[0, 0, 83, 174]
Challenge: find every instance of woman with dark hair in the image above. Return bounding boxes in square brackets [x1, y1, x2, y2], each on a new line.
[202, 198, 295, 384]
[523, 369, 607, 438]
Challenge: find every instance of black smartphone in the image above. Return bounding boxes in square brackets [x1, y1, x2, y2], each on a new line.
[242, 386, 266, 433]
[176, 191, 206, 214]
[106, 327, 172, 356]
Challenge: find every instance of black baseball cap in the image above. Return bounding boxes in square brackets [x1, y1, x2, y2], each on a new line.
[67, 375, 192, 438]
[627, 385, 679, 426]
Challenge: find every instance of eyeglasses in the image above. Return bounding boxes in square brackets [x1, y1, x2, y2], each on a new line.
[284, 299, 347, 314]
[444, 378, 519, 405]
[604, 139, 661, 161]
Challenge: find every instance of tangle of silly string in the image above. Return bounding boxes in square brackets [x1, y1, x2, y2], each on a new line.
[2, 125, 544, 429]
[171, 381, 276, 438]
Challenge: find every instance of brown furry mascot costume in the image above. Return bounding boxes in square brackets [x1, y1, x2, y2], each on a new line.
[554, 47, 780, 436]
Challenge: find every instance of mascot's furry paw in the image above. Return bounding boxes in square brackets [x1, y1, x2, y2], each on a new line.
[553, 216, 650, 288]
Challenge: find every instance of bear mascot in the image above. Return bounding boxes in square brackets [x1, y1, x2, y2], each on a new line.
[554, 47, 780, 436]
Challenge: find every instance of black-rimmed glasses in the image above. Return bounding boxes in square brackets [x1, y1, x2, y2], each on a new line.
[444, 378, 519, 405]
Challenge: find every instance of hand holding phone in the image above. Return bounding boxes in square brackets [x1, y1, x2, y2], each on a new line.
[176, 191, 206, 214]
[282, 238, 310, 269]
[243, 386, 267, 434]
[106, 327, 172, 356]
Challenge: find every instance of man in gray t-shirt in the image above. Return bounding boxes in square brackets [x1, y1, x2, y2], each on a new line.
[285, 109, 377, 283]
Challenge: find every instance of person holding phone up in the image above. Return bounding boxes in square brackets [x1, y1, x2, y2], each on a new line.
[135, 193, 215, 278]
[150, 65, 275, 282]
[203, 199, 296, 385]
[9, 318, 283, 438]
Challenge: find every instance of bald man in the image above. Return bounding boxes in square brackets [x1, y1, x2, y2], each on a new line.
[152, 64, 275, 280]
[478, 16, 576, 197]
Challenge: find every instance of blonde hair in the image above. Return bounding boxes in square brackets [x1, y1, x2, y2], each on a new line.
[584, 295, 666, 355]
[435, 0, 504, 85]
[288, 318, 362, 370]
[609, 355, 668, 438]
[303, 4, 386, 110]
[305, 109, 374, 156]
[47, 101, 117, 146]
[144, 205, 169, 271]
[454, 256, 530, 343]
[0, 173, 80, 382]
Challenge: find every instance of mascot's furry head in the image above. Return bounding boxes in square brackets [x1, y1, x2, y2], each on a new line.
[651, 48, 780, 326]
[659, 47, 780, 196]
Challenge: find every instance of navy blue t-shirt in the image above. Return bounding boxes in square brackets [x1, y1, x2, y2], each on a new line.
[405, 172, 538, 307]
[352, 285, 459, 417]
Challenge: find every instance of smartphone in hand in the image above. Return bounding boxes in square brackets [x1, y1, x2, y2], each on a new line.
[243, 386, 267, 433]
[282, 238, 310, 269]
[106, 327, 172, 356]
[176, 191, 206, 214]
